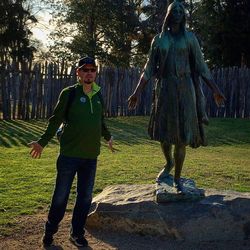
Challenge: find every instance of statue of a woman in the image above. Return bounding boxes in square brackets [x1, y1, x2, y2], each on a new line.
[128, 0, 225, 193]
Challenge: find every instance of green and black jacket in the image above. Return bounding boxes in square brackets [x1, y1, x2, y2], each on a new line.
[38, 82, 111, 159]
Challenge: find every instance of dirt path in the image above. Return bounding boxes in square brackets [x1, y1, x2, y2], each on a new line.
[0, 211, 249, 250]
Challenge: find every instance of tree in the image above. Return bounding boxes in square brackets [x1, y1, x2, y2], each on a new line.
[131, 0, 169, 66]
[221, 0, 250, 67]
[100, 0, 143, 67]
[0, 0, 37, 65]
[192, 0, 250, 67]
[48, 0, 146, 67]
[47, 0, 113, 64]
[46, 0, 78, 62]
[0, 0, 38, 119]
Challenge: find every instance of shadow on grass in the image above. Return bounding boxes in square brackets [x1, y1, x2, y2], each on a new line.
[205, 118, 250, 146]
[0, 117, 250, 148]
[107, 117, 250, 147]
[0, 120, 58, 147]
[0, 117, 155, 148]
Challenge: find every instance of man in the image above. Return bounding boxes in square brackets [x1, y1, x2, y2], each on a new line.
[29, 56, 113, 247]
[128, 1, 225, 193]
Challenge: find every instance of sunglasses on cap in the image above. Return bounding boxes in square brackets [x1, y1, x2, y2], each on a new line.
[80, 68, 97, 73]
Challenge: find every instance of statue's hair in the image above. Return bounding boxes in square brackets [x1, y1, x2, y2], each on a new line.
[161, 0, 186, 33]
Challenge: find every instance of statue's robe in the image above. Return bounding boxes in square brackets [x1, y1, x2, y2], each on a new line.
[144, 31, 212, 148]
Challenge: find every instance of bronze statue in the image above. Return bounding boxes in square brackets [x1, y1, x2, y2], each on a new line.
[128, 0, 225, 193]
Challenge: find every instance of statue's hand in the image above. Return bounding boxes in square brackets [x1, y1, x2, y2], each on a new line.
[128, 93, 139, 110]
[213, 92, 226, 107]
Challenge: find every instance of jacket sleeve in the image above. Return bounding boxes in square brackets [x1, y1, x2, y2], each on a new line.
[37, 89, 69, 147]
[101, 114, 111, 141]
[99, 93, 111, 141]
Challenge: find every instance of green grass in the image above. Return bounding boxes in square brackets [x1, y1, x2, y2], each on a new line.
[0, 117, 250, 235]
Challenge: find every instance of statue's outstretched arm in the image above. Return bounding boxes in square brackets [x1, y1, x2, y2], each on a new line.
[189, 33, 226, 107]
[201, 76, 226, 107]
[128, 35, 159, 110]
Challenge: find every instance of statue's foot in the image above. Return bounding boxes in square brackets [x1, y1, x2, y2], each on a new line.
[156, 168, 170, 183]
[174, 179, 184, 194]
[156, 161, 174, 183]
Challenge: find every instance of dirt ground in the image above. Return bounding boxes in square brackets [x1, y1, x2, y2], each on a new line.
[0, 211, 250, 250]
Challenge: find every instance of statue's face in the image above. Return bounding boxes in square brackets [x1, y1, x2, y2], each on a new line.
[169, 4, 184, 24]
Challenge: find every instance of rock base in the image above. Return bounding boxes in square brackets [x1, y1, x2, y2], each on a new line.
[87, 184, 250, 241]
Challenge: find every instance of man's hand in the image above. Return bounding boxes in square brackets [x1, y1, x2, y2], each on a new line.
[128, 93, 138, 110]
[28, 141, 44, 159]
[107, 136, 115, 153]
[213, 92, 226, 107]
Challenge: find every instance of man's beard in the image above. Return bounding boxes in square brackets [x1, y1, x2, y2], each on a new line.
[84, 80, 92, 84]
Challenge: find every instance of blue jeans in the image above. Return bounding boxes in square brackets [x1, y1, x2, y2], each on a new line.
[45, 155, 97, 236]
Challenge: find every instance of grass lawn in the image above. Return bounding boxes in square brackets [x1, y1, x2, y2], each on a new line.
[0, 117, 250, 235]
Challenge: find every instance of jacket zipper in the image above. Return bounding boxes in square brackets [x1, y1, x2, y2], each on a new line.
[88, 96, 94, 114]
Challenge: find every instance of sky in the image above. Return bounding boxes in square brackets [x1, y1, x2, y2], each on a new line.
[29, 2, 54, 47]
[31, 16, 52, 45]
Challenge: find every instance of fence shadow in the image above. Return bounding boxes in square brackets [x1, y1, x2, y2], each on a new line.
[0, 120, 58, 147]
[1, 117, 250, 148]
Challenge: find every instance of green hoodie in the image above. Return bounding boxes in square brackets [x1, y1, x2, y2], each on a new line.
[38, 82, 111, 159]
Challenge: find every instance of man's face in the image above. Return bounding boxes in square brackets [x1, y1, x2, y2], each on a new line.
[77, 64, 97, 84]
[170, 4, 184, 25]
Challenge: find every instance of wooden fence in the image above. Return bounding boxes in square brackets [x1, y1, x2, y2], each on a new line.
[0, 62, 250, 120]
[204, 67, 250, 118]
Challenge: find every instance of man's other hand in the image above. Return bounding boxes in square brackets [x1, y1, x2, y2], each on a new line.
[28, 141, 44, 159]
[108, 136, 115, 153]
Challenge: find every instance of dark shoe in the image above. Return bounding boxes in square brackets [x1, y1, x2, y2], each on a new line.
[70, 234, 88, 247]
[42, 233, 53, 247]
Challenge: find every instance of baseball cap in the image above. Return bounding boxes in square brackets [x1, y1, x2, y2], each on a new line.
[78, 56, 96, 68]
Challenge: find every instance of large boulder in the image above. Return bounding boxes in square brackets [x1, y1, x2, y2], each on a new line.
[87, 184, 250, 241]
